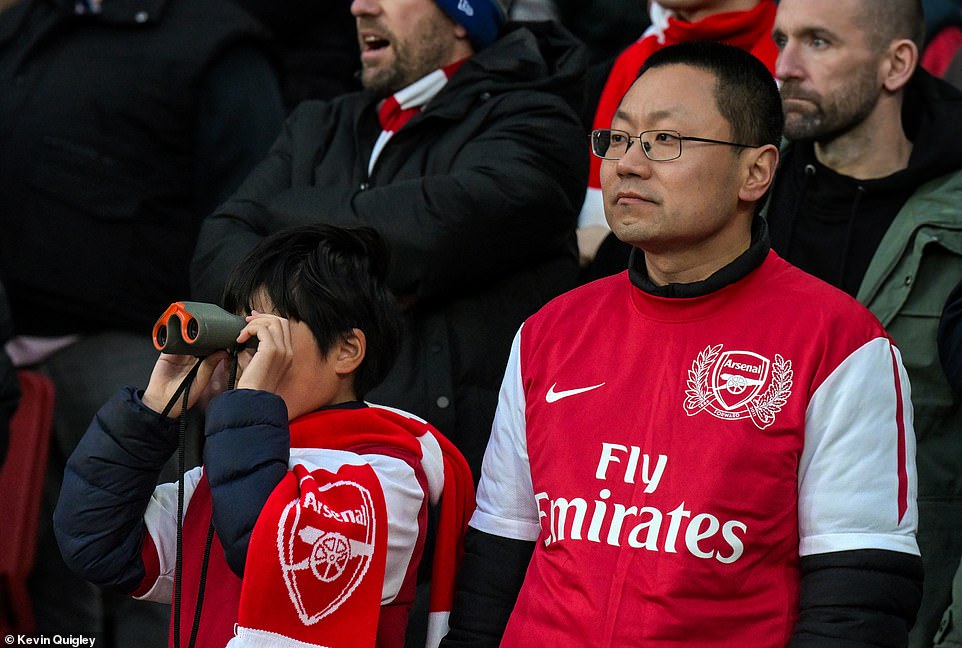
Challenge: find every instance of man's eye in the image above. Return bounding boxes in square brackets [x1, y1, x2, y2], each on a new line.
[654, 132, 673, 143]
[610, 133, 627, 144]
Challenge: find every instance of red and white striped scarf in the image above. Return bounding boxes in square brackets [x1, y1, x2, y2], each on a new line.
[227, 405, 474, 648]
[369, 59, 466, 173]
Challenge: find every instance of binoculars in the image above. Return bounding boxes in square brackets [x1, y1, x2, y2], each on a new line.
[152, 301, 255, 356]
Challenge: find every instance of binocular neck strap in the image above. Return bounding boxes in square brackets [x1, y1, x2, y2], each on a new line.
[171, 349, 241, 648]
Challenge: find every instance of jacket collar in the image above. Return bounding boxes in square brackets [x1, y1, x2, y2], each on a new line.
[856, 169, 962, 320]
[628, 216, 771, 298]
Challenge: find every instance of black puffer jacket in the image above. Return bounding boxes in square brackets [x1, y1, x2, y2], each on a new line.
[191, 21, 589, 478]
[54, 387, 289, 594]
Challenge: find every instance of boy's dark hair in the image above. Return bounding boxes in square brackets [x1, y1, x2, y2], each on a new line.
[638, 41, 784, 150]
[222, 224, 402, 398]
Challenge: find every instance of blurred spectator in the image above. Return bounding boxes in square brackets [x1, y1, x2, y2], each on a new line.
[946, 45, 962, 88]
[767, 1, 962, 644]
[229, 0, 566, 112]
[921, 0, 962, 77]
[0, 0, 285, 644]
[555, 0, 651, 64]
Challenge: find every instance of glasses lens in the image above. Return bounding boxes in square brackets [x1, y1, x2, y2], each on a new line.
[595, 130, 632, 160]
[642, 131, 681, 161]
[592, 130, 611, 158]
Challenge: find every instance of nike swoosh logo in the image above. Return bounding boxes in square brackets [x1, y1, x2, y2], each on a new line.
[545, 382, 606, 403]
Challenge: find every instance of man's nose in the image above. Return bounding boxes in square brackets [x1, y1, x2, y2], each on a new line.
[615, 140, 653, 177]
[775, 41, 803, 83]
[351, 0, 379, 18]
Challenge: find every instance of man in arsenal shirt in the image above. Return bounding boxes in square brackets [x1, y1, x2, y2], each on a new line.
[441, 41, 923, 647]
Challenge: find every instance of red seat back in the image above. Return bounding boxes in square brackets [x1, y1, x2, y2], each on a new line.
[0, 370, 55, 634]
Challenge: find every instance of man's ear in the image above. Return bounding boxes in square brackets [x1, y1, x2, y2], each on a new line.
[882, 39, 918, 93]
[334, 328, 366, 377]
[738, 144, 779, 204]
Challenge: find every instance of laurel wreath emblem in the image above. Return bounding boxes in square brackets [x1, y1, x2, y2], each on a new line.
[685, 343, 722, 412]
[750, 354, 793, 427]
[684, 344, 793, 430]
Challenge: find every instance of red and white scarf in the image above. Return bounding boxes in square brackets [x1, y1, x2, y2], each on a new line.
[369, 60, 467, 173]
[226, 406, 474, 648]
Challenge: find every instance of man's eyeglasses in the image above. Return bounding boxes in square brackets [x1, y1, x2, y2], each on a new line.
[591, 129, 758, 162]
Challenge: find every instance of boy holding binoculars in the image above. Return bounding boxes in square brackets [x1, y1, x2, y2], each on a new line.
[53, 224, 473, 648]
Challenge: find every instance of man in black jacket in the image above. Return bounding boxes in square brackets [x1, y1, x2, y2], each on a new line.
[191, 0, 589, 483]
[0, 0, 285, 643]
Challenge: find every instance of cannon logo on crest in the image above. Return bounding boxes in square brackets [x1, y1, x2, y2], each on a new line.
[276, 478, 377, 625]
[684, 344, 793, 429]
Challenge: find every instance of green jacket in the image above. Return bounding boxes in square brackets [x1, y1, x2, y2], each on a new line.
[861, 168, 962, 454]
[891, 173, 962, 647]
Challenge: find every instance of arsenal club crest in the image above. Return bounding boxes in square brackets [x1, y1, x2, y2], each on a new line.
[684, 344, 793, 429]
[277, 477, 378, 625]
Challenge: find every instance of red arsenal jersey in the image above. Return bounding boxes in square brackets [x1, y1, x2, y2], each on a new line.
[472, 251, 919, 646]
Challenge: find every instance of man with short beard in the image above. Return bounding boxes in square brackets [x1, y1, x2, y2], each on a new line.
[191, 0, 588, 487]
[767, 1, 962, 645]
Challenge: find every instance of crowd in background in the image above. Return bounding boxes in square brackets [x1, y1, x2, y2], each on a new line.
[1, 0, 961, 646]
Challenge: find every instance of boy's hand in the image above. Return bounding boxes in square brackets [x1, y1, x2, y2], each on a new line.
[142, 350, 228, 417]
[235, 310, 294, 394]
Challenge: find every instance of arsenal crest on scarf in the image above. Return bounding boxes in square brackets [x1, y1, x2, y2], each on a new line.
[278, 464, 381, 625]
[231, 460, 390, 648]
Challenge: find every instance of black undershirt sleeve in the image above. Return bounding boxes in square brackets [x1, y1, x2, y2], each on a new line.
[791, 549, 924, 647]
[440, 528, 535, 648]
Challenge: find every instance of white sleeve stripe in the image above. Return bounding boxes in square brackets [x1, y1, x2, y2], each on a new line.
[798, 337, 919, 555]
[800, 532, 920, 557]
[416, 431, 444, 506]
[469, 510, 542, 542]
